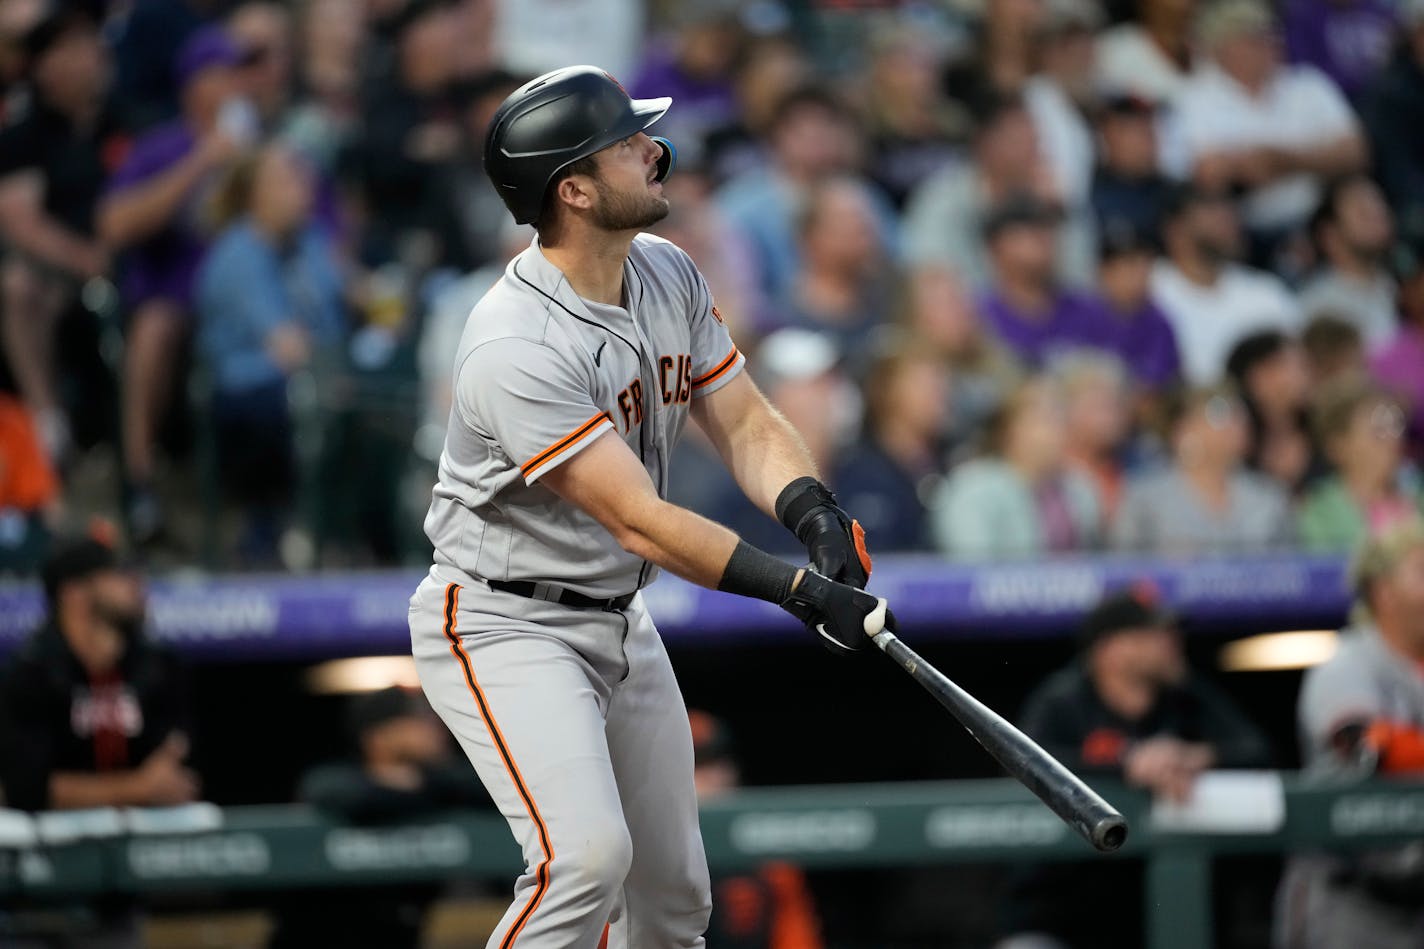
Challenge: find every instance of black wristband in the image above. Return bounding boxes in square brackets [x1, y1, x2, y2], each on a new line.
[774, 477, 836, 537]
[717, 540, 799, 604]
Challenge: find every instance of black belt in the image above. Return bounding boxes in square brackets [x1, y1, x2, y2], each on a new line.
[488, 579, 636, 612]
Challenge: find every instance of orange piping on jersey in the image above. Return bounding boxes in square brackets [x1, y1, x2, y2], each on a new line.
[520, 412, 612, 480]
[441, 584, 554, 946]
[1365, 720, 1424, 773]
[692, 346, 740, 390]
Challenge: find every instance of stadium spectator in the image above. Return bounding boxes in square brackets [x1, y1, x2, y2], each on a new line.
[953, 0, 1046, 94]
[688, 709, 825, 949]
[109, 0, 209, 129]
[1301, 315, 1366, 388]
[1225, 330, 1325, 494]
[0, 0, 43, 118]
[833, 340, 949, 552]
[447, 69, 529, 275]
[1002, 585, 1270, 949]
[1112, 385, 1295, 553]
[1298, 378, 1421, 549]
[1024, 0, 1104, 206]
[1056, 351, 1133, 521]
[976, 192, 1116, 368]
[902, 265, 1023, 453]
[905, 89, 1095, 290]
[1282, 0, 1398, 100]
[628, 2, 743, 164]
[0, 393, 61, 571]
[715, 85, 891, 303]
[347, 0, 465, 270]
[931, 376, 1103, 561]
[1095, 0, 1198, 104]
[1359, 0, 1424, 232]
[0, 2, 125, 463]
[0, 535, 196, 811]
[860, 21, 969, 209]
[195, 143, 346, 566]
[98, 24, 254, 544]
[1277, 518, 1424, 948]
[1171, 0, 1367, 244]
[1299, 173, 1399, 349]
[701, 36, 811, 185]
[776, 175, 893, 359]
[281, 0, 365, 175]
[1371, 231, 1424, 465]
[1094, 221, 1181, 395]
[225, 0, 293, 133]
[1150, 184, 1301, 385]
[1089, 93, 1172, 241]
[272, 686, 488, 949]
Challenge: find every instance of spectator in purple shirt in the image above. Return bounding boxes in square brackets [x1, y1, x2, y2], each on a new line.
[976, 192, 1116, 368]
[97, 26, 254, 543]
[1095, 220, 1182, 394]
[1283, 0, 1398, 99]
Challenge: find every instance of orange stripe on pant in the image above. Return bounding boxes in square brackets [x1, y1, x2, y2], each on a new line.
[441, 583, 554, 947]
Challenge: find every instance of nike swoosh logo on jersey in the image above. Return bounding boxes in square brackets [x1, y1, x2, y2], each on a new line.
[593, 341, 607, 366]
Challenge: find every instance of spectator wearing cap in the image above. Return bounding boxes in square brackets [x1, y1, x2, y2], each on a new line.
[1360, 0, 1424, 231]
[98, 24, 257, 544]
[348, 0, 467, 270]
[1095, 0, 1198, 106]
[1094, 222, 1181, 394]
[1276, 518, 1424, 949]
[272, 686, 488, 949]
[976, 192, 1117, 368]
[1298, 378, 1422, 550]
[1150, 184, 1301, 385]
[904, 89, 1095, 292]
[196, 143, 346, 566]
[832, 340, 950, 552]
[0, 2, 129, 463]
[0, 536, 195, 812]
[1299, 173, 1400, 350]
[1170, 0, 1367, 243]
[1112, 385, 1295, 553]
[1024, 0, 1104, 206]
[715, 86, 897, 304]
[860, 21, 970, 210]
[1001, 585, 1269, 949]
[1089, 93, 1172, 241]
[688, 709, 825, 949]
[1225, 329, 1325, 494]
[931, 375, 1103, 561]
[1282, 0, 1398, 100]
[775, 175, 894, 362]
[1370, 230, 1424, 466]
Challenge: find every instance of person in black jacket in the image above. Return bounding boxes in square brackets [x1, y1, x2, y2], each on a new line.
[0, 534, 196, 812]
[997, 583, 1271, 949]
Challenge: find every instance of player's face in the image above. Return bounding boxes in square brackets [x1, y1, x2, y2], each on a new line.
[588, 133, 671, 232]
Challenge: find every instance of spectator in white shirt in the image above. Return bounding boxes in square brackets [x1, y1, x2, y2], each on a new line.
[1299, 173, 1399, 350]
[1096, 0, 1199, 106]
[1025, 0, 1104, 206]
[1150, 184, 1302, 384]
[1171, 0, 1368, 240]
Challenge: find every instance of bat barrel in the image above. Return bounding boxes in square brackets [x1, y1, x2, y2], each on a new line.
[875, 631, 1128, 853]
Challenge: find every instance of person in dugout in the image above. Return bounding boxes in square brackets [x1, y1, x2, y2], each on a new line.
[1276, 517, 1424, 949]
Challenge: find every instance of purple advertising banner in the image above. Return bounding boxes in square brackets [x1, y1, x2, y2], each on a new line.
[0, 553, 1350, 662]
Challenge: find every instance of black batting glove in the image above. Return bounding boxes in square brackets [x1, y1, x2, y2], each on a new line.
[775, 477, 873, 589]
[779, 569, 893, 656]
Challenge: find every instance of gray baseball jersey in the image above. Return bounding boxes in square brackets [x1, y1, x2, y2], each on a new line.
[423, 232, 744, 595]
[411, 232, 745, 949]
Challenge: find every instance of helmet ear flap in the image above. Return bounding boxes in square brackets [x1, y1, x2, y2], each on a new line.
[652, 136, 677, 183]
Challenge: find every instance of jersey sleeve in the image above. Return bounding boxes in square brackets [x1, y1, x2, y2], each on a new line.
[1298, 646, 1383, 762]
[455, 337, 614, 485]
[687, 270, 745, 398]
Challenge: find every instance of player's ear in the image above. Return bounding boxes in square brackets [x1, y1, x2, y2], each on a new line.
[556, 174, 596, 213]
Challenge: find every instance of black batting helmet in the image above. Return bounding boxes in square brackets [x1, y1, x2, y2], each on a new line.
[483, 65, 677, 225]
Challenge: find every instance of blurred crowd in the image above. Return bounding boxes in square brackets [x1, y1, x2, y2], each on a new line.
[0, 0, 1422, 572]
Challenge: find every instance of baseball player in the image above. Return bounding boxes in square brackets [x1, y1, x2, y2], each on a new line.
[408, 66, 889, 949]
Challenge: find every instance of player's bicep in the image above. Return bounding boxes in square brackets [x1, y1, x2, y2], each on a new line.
[539, 430, 662, 542]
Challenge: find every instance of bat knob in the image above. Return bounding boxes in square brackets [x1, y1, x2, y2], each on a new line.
[1090, 814, 1129, 852]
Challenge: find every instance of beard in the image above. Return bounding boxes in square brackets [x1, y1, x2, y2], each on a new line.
[591, 176, 670, 232]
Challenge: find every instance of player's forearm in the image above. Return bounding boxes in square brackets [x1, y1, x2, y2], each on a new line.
[710, 401, 818, 519]
[610, 499, 744, 590]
